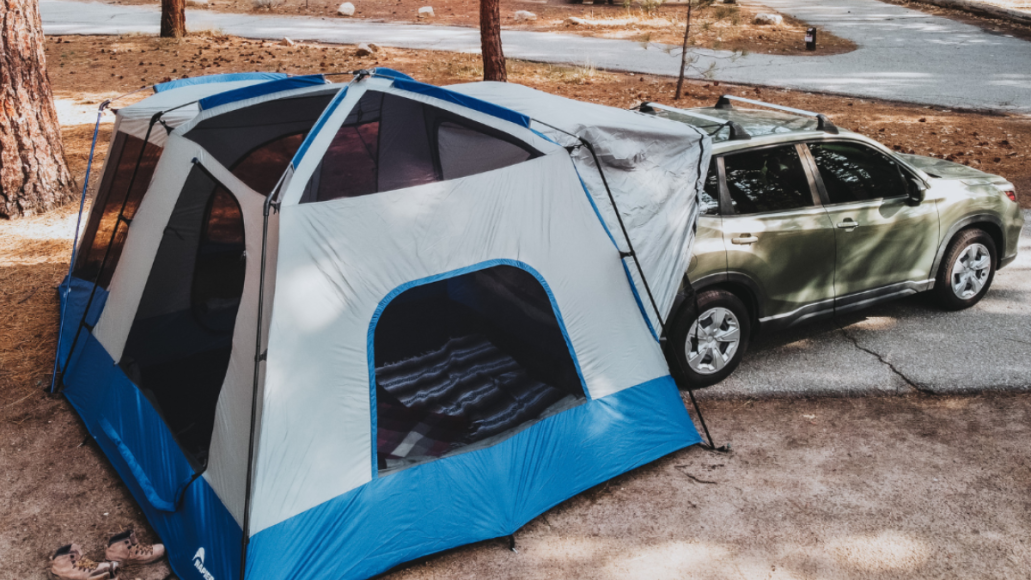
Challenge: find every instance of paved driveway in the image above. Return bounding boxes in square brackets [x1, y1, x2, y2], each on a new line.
[701, 210, 1031, 399]
[41, 0, 1031, 113]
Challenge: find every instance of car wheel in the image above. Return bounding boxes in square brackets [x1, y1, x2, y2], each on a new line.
[669, 289, 751, 388]
[933, 228, 997, 310]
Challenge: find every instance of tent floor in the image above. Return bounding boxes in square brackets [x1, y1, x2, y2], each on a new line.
[374, 294, 581, 473]
[135, 346, 231, 469]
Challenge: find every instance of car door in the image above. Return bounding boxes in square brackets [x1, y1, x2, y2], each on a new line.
[804, 140, 940, 310]
[720, 143, 837, 326]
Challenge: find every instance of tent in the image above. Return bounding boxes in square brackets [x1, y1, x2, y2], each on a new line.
[54, 69, 711, 580]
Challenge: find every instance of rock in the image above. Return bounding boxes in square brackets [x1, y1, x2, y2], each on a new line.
[356, 42, 374, 56]
[566, 16, 588, 25]
[513, 10, 537, 21]
[281, 37, 295, 47]
[186, 0, 208, 6]
[368, 42, 381, 52]
[753, 13, 783, 25]
[337, 1, 355, 16]
[418, 5, 434, 17]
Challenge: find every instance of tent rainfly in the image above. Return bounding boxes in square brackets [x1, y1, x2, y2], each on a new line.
[54, 69, 711, 580]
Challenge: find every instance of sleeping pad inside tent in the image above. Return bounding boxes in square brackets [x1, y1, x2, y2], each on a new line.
[53, 69, 711, 580]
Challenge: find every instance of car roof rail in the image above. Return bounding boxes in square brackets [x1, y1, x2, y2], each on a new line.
[640, 102, 752, 141]
[714, 95, 839, 134]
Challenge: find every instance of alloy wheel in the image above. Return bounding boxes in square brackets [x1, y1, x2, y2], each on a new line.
[685, 306, 741, 375]
[950, 242, 991, 300]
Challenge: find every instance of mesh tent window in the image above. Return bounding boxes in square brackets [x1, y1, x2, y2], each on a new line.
[372, 265, 586, 475]
[185, 93, 337, 195]
[74, 133, 162, 288]
[229, 132, 307, 195]
[120, 165, 247, 469]
[301, 91, 540, 203]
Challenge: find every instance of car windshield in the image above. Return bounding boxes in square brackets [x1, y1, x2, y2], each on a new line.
[646, 107, 819, 143]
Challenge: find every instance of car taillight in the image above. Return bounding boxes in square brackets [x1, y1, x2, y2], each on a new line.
[1004, 189, 1017, 203]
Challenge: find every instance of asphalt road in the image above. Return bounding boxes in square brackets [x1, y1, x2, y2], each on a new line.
[41, 0, 1031, 113]
[701, 209, 1031, 399]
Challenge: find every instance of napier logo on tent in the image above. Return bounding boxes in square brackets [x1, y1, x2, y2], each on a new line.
[193, 548, 216, 580]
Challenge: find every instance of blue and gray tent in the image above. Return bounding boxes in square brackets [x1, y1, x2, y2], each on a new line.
[54, 69, 711, 580]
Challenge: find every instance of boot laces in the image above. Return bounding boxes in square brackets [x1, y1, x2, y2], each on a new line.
[72, 556, 100, 572]
[130, 543, 153, 557]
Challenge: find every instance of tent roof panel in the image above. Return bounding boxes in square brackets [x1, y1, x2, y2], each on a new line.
[447, 81, 711, 331]
[391, 78, 531, 128]
[198, 75, 329, 111]
[153, 72, 287, 93]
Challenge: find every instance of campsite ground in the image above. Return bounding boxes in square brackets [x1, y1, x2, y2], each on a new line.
[95, 0, 857, 55]
[2, 34, 1030, 578]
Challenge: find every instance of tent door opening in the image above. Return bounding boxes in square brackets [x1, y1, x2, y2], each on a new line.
[120, 165, 248, 470]
[373, 265, 586, 475]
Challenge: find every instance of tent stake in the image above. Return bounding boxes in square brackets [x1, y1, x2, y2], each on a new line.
[684, 387, 729, 453]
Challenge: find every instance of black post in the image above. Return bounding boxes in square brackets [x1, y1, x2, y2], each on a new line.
[805, 27, 817, 51]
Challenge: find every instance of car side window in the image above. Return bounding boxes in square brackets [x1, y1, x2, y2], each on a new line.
[808, 142, 909, 204]
[699, 158, 720, 216]
[723, 145, 814, 214]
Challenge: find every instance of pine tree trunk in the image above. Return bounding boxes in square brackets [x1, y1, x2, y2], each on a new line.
[0, 0, 76, 219]
[479, 0, 507, 82]
[161, 0, 186, 38]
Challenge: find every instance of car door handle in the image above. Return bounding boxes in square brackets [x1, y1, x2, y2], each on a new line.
[837, 218, 859, 231]
[731, 234, 759, 245]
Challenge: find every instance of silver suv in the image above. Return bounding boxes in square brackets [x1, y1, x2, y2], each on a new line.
[641, 96, 1024, 387]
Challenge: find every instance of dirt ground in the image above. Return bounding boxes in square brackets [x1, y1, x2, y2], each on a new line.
[2, 34, 1030, 578]
[99, 0, 856, 55]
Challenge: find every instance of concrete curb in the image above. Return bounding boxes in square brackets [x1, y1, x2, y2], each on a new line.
[902, 0, 1031, 26]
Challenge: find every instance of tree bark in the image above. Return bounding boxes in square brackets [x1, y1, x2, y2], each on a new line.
[161, 0, 186, 38]
[0, 0, 76, 219]
[479, 0, 507, 82]
[675, 1, 692, 100]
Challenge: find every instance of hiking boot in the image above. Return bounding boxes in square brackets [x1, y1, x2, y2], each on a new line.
[104, 529, 165, 565]
[49, 544, 118, 580]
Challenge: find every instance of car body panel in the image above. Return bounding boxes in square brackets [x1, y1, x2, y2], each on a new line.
[822, 196, 939, 298]
[689, 216, 728, 282]
[721, 207, 837, 321]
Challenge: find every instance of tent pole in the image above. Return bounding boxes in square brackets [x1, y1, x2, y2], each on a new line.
[239, 175, 277, 580]
[531, 118, 727, 452]
[684, 387, 728, 452]
[55, 113, 163, 394]
[49, 100, 110, 393]
[529, 119, 668, 335]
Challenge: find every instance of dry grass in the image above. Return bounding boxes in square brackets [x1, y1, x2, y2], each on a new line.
[0, 204, 79, 415]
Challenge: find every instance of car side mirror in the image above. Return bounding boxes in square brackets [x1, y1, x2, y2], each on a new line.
[908, 178, 927, 206]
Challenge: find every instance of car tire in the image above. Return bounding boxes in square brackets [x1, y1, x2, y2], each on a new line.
[933, 228, 997, 311]
[668, 289, 751, 389]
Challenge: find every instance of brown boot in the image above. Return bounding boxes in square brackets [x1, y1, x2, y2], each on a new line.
[104, 529, 165, 566]
[49, 544, 119, 580]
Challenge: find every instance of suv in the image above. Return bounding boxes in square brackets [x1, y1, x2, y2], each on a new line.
[641, 96, 1024, 387]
